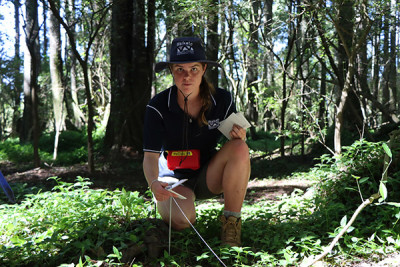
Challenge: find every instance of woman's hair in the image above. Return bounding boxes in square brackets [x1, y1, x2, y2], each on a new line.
[198, 65, 216, 126]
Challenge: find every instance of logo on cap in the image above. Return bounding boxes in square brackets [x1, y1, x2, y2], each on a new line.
[176, 41, 195, 56]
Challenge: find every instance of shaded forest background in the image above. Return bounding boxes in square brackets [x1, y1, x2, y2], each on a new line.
[1, 1, 400, 266]
[0, 0, 399, 172]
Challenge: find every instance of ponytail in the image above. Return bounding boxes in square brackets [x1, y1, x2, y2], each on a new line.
[198, 75, 216, 126]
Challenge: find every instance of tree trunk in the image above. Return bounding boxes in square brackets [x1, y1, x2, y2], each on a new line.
[263, 0, 273, 87]
[371, 17, 381, 127]
[130, 0, 153, 148]
[12, 0, 22, 137]
[357, 7, 370, 128]
[205, 0, 219, 88]
[262, 0, 275, 132]
[388, 0, 397, 115]
[334, 0, 371, 154]
[65, 0, 85, 129]
[334, 0, 356, 154]
[105, 0, 133, 156]
[49, 0, 66, 160]
[82, 63, 95, 172]
[42, 1, 48, 58]
[372, 19, 380, 105]
[164, 1, 177, 57]
[382, 4, 390, 123]
[147, 0, 156, 86]
[319, 63, 327, 129]
[223, 0, 239, 95]
[337, 0, 363, 137]
[105, 0, 154, 159]
[334, 60, 356, 154]
[280, 0, 296, 157]
[246, 0, 259, 139]
[23, 0, 41, 166]
[296, 0, 310, 156]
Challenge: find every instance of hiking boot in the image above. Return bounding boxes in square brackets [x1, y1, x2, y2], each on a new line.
[220, 215, 242, 247]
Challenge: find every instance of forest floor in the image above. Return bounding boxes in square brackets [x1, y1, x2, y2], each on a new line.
[1, 152, 318, 197]
[2, 155, 316, 203]
[2, 157, 400, 266]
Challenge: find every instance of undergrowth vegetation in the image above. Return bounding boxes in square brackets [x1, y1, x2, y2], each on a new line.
[0, 130, 104, 166]
[0, 136, 399, 266]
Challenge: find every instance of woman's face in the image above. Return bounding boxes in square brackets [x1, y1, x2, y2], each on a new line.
[171, 63, 206, 96]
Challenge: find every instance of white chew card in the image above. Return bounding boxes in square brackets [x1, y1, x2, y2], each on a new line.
[217, 112, 251, 139]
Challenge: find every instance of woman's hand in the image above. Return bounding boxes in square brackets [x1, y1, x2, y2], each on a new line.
[150, 180, 180, 201]
[144, 152, 177, 201]
[230, 124, 247, 141]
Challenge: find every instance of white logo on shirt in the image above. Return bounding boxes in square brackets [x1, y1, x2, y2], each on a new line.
[208, 119, 220, 129]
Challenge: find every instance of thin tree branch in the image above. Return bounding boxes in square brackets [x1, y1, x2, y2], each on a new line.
[301, 193, 381, 267]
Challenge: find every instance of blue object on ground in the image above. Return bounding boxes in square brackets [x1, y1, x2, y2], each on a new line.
[0, 171, 16, 203]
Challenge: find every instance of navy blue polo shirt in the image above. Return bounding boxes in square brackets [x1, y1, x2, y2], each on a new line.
[143, 85, 236, 178]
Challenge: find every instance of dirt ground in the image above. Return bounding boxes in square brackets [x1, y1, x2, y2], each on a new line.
[2, 161, 148, 193]
[1, 159, 314, 203]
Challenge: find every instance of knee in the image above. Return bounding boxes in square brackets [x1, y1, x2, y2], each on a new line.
[228, 139, 250, 162]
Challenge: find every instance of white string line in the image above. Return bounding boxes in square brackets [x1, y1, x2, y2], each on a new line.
[171, 197, 227, 267]
[169, 197, 172, 255]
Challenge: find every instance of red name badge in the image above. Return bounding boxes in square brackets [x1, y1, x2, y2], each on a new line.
[167, 149, 200, 170]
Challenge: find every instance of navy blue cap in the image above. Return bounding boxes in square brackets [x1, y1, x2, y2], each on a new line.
[155, 37, 222, 72]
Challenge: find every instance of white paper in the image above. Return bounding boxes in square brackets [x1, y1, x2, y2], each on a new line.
[217, 112, 251, 139]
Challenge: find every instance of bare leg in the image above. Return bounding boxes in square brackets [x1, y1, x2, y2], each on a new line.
[206, 139, 251, 212]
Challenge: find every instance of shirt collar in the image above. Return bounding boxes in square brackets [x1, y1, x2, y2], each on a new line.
[168, 86, 181, 113]
[210, 91, 216, 107]
[167, 85, 217, 113]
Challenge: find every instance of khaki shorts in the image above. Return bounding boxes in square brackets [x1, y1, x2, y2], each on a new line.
[159, 161, 220, 200]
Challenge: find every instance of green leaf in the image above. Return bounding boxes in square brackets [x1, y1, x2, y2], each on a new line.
[340, 215, 347, 227]
[386, 202, 400, 207]
[359, 177, 369, 184]
[368, 232, 376, 241]
[379, 182, 388, 201]
[6, 223, 15, 231]
[10, 235, 27, 246]
[382, 143, 392, 158]
[344, 187, 358, 192]
[196, 252, 210, 261]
